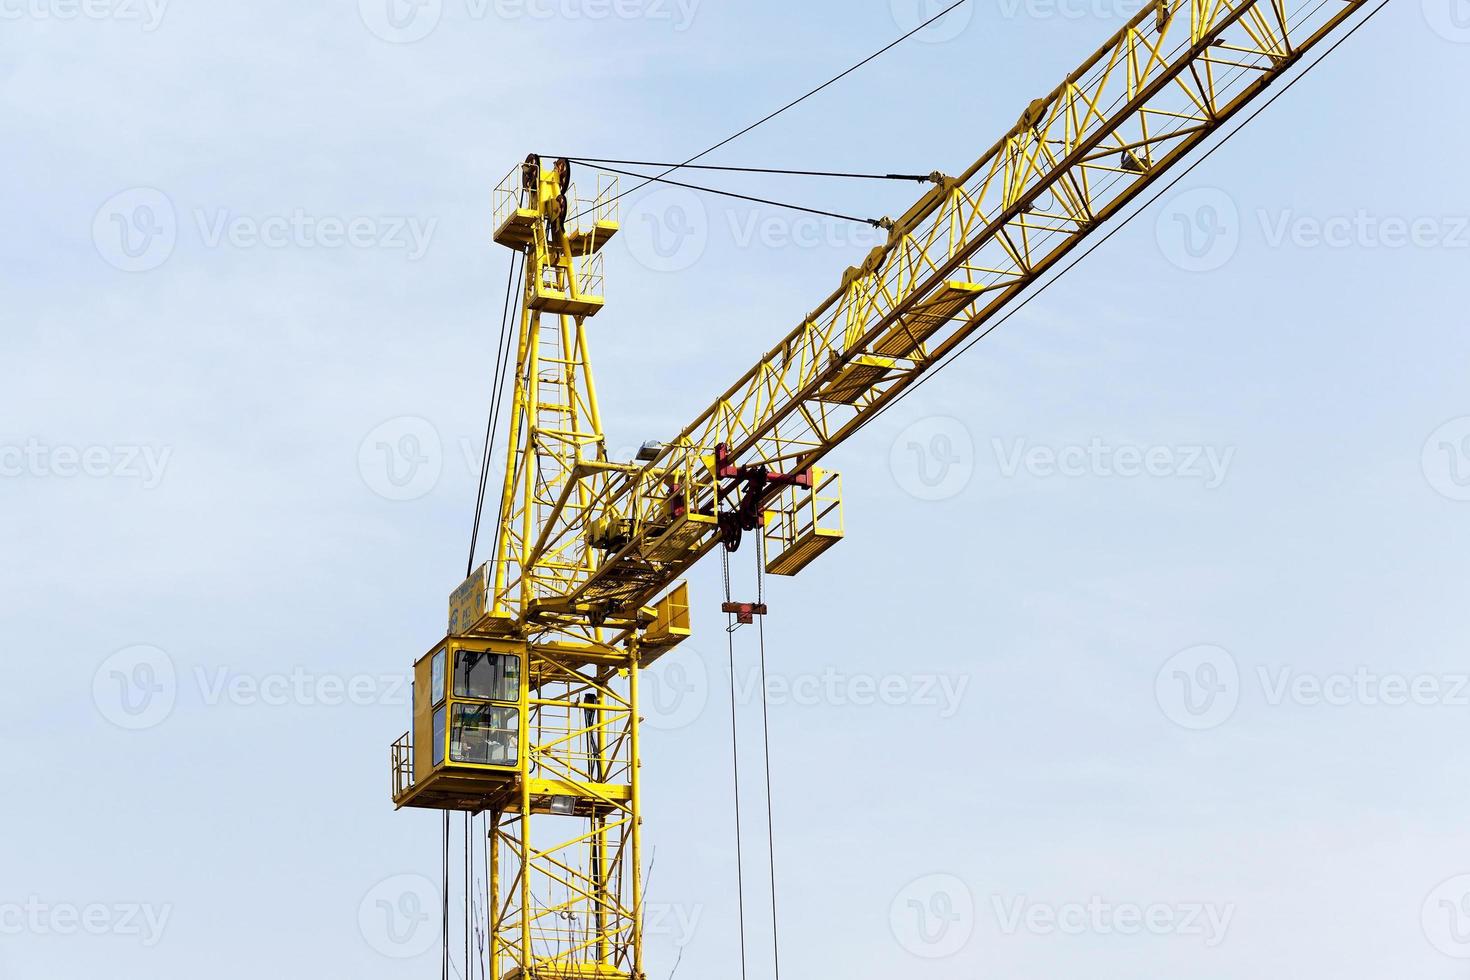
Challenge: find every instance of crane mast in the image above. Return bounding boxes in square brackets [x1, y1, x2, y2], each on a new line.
[390, 0, 1371, 975]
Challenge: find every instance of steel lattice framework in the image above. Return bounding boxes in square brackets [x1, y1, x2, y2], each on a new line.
[447, 0, 1371, 975]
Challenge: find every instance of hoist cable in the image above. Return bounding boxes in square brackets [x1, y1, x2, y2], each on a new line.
[464, 813, 471, 980]
[754, 535, 781, 980]
[567, 0, 971, 222]
[580, 162, 885, 227]
[854, 0, 1392, 442]
[467, 249, 523, 576]
[442, 810, 450, 980]
[558, 157, 933, 183]
[722, 549, 750, 980]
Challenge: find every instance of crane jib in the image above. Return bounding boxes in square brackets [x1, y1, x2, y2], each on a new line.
[399, 2, 1385, 975]
[557, 0, 1369, 618]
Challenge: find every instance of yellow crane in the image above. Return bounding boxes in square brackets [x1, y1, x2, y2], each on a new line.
[389, 0, 1373, 974]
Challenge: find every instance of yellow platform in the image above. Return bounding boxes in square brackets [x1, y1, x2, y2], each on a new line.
[493, 207, 539, 249]
[568, 219, 619, 255]
[872, 279, 987, 357]
[819, 352, 896, 404]
[530, 284, 605, 318]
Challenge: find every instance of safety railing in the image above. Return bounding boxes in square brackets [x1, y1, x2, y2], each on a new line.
[492, 163, 532, 234]
[568, 171, 619, 231]
[391, 732, 414, 798]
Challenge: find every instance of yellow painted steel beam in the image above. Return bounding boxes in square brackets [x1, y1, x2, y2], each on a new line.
[518, 0, 1366, 623]
[433, 2, 1376, 975]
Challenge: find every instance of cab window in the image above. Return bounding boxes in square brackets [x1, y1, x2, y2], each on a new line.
[454, 650, 519, 703]
[450, 704, 519, 766]
[431, 649, 447, 704]
[432, 705, 447, 767]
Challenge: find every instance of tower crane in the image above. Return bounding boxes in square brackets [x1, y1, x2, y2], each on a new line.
[388, 0, 1373, 974]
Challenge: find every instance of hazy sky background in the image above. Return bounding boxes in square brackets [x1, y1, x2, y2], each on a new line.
[4, 0, 1469, 978]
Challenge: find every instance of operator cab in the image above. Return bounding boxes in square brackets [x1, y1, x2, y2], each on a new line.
[391, 638, 527, 813]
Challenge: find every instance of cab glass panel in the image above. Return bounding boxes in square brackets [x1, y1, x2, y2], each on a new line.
[453, 650, 519, 702]
[450, 704, 519, 766]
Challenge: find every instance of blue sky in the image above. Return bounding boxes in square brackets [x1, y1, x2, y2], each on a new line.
[3, 0, 1469, 978]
